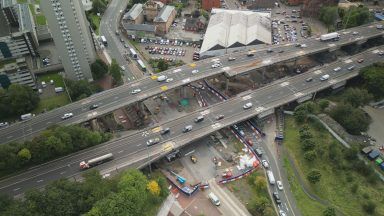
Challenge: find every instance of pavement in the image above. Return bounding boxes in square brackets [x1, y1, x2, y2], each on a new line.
[363, 106, 384, 148]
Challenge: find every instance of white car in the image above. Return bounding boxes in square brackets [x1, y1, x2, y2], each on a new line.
[131, 89, 141, 94]
[166, 78, 174, 83]
[277, 181, 284, 190]
[0, 122, 9, 128]
[146, 137, 160, 146]
[192, 69, 199, 74]
[61, 113, 74, 120]
[333, 67, 341, 72]
[211, 63, 221, 68]
[243, 102, 253, 109]
[261, 160, 269, 169]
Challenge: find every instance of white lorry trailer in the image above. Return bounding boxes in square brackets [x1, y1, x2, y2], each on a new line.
[80, 153, 114, 169]
[320, 32, 340, 41]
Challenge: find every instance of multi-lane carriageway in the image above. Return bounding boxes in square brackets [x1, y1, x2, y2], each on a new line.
[1, 22, 384, 144]
[1, 46, 384, 196]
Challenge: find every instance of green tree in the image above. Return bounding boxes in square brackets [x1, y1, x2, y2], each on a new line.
[7, 84, 40, 115]
[342, 88, 373, 108]
[318, 99, 330, 111]
[319, 6, 339, 27]
[361, 64, 384, 99]
[342, 6, 373, 28]
[323, 207, 336, 216]
[362, 200, 376, 215]
[304, 150, 317, 161]
[17, 148, 31, 161]
[248, 196, 270, 215]
[301, 138, 316, 151]
[92, 0, 107, 14]
[157, 59, 169, 72]
[307, 169, 322, 184]
[330, 103, 371, 134]
[91, 59, 109, 80]
[65, 79, 100, 101]
[254, 176, 267, 192]
[109, 59, 123, 85]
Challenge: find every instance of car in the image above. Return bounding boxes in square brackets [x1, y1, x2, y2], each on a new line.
[120, 66, 125, 71]
[194, 115, 204, 123]
[157, 75, 167, 82]
[243, 102, 253, 109]
[352, 31, 359, 35]
[277, 180, 284, 190]
[306, 77, 313, 82]
[278, 50, 284, 53]
[192, 69, 199, 74]
[379, 51, 384, 56]
[347, 65, 355, 70]
[273, 192, 282, 204]
[228, 56, 236, 61]
[279, 210, 287, 216]
[211, 63, 221, 68]
[216, 114, 224, 120]
[89, 104, 98, 110]
[61, 113, 74, 120]
[320, 74, 330, 81]
[333, 67, 341, 72]
[267, 48, 273, 53]
[146, 137, 160, 146]
[160, 127, 170, 135]
[261, 160, 269, 169]
[357, 58, 364, 63]
[166, 78, 174, 83]
[124, 44, 129, 48]
[183, 125, 193, 133]
[131, 89, 141, 94]
[0, 122, 9, 128]
[301, 44, 307, 48]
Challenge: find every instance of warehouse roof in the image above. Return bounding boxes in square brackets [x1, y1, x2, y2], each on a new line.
[200, 9, 271, 53]
[154, 5, 175, 22]
[123, 4, 143, 21]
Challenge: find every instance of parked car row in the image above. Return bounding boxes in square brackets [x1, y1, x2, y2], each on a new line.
[145, 46, 186, 56]
[150, 57, 177, 62]
[136, 37, 201, 48]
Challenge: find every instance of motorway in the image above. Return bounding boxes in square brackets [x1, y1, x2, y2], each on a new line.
[1, 46, 383, 197]
[1, 23, 384, 143]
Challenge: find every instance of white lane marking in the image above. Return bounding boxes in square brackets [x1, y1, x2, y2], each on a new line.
[60, 171, 66, 175]
[344, 59, 352, 63]
[255, 106, 265, 112]
[242, 95, 252, 100]
[280, 81, 289, 87]
[200, 110, 210, 116]
[212, 123, 222, 129]
[37, 179, 43, 183]
[46, 121, 52, 125]
[26, 128, 32, 132]
[137, 143, 142, 147]
[294, 92, 304, 97]
[182, 78, 191, 83]
[7, 136, 13, 139]
[372, 49, 380, 54]
[314, 70, 322, 74]
[263, 59, 272, 64]
[114, 96, 119, 99]
[328, 43, 336, 47]
[173, 68, 181, 73]
[118, 150, 124, 154]
[141, 131, 149, 137]
[13, 188, 20, 191]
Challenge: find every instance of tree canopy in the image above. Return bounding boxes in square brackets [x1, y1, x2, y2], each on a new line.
[65, 79, 101, 101]
[109, 59, 123, 85]
[361, 64, 384, 100]
[91, 59, 109, 80]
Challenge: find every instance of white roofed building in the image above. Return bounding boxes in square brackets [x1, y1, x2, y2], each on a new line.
[200, 9, 271, 57]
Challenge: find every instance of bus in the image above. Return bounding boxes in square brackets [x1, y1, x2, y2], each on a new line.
[101, 36, 107, 46]
[129, 48, 138, 59]
[137, 59, 146, 72]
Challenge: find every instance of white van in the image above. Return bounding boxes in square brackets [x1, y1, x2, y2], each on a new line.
[320, 74, 330, 81]
[157, 75, 167, 82]
[208, 192, 221, 206]
[55, 87, 64, 93]
[20, 113, 33, 121]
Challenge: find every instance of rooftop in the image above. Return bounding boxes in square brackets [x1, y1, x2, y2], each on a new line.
[154, 5, 175, 22]
[123, 3, 143, 20]
[200, 9, 271, 53]
[17, 4, 34, 32]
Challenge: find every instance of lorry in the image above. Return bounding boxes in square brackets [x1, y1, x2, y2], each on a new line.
[320, 32, 340, 41]
[267, 170, 276, 184]
[79, 153, 114, 169]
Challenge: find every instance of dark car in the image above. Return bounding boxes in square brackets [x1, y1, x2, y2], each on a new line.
[90, 104, 99, 110]
[278, 50, 284, 53]
[273, 192, 282, 204]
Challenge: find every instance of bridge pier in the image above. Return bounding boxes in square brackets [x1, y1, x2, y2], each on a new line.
[225, 77, 229, 94]
[297, 94, 313, 103]
[180, 85, 188, 98]
[356, 39, 367, 45]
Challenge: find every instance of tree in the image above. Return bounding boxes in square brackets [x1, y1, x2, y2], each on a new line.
[319, 6, 339, 28]
[307, 169, 322, 184]
[91, 59, 108, 80]
[318, 99, 329, 111]
[323, 207, 336, 216]
[17, 148, 31, 161]
[330, 103, 371, 135]
[157, 59, 169, 72]
[301, 138, 316, 151]
[92, 0, 107, 14]
[65, 79, 99, 101]
[299, 128, 313, 140]
[304, 150, 317, 161]
[361, 64, 384, 99]
[147, 180, 160, 196]
[109, 59, 123, 85]
[254, 176, 267, 192]
[342, 88, 373, 108]
[362, 200, 376, 214]
[7, 84, 40, 115]
[342, 6, 373, 29]
[248, 196, 270, 215]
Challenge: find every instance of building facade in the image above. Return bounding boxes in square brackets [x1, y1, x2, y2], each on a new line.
[0, 57, 36, 89]
[153, 5, 176, 35]
[202, 0, 220, 11]
[123, 3, 144, 25]
[143, 1, 163, 22]
[40, 0, 96, 81]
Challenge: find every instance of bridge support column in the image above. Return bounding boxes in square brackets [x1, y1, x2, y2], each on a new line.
[225, 77, 229, 94]
[180, 86, 187, 98]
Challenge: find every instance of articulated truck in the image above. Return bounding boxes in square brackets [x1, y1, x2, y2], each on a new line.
[320, 32, 340, 41]
[80, 153, 114, 169]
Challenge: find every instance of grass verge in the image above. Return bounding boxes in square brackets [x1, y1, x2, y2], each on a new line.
[34, 94, 69, 113]
[284, 116, 384, 216]
[36, 15, 46, 25]
[37, 72, 65, 87]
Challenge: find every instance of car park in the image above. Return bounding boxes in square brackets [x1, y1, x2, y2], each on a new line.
[131, 89, 141, 94]
[243, 102, 253, 109]
[273, 192, 282, 204]
[160, 128, 170, 135]
[261, 160, 269, 169]
[146, 137, 160, 146]
[89, 104, 98, 110]
[277, 180, 284, 190]
[61, 113, 74, 120]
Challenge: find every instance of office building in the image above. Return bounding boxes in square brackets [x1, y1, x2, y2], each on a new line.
[0, 57, 36, 89]
[40, 0, 96, 81]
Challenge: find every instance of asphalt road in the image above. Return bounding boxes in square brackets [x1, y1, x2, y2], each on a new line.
[1, 46, 382, 197]
[1, 22, 383, 144]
